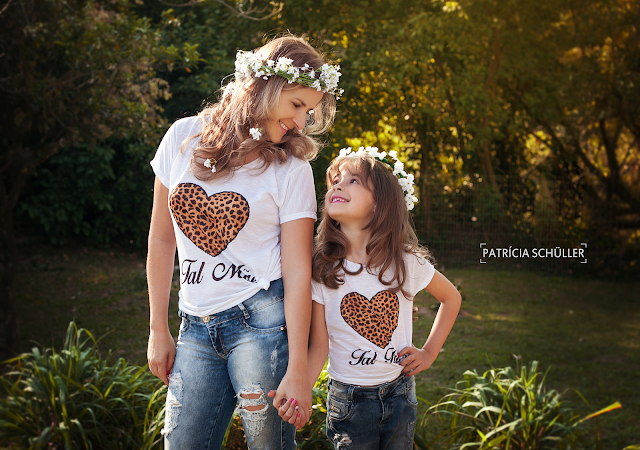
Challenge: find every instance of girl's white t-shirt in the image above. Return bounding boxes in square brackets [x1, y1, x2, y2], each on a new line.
[151, 116, 317, 316]
[311, 254, 435, 385]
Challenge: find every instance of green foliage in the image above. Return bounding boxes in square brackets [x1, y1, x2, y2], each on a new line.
[0, 322, 165, 449]
[417, 359, 621, 449]
[18, 139, 156, 247]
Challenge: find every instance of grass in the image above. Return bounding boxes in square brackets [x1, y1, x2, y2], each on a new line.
[3, 243, 639, 448]
[412, 268, 640, 449]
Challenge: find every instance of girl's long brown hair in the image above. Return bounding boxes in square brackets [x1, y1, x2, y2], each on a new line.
[312, 155, 433, 299]
[184, 35, 337, 179]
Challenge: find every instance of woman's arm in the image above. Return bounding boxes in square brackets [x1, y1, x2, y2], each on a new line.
[146, 177, 178, 386]
[272, 217, 314, 427]
[398, 270, 461, 376]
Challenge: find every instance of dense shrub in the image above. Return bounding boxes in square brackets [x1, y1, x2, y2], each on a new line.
[0, 322, 165, 449]
[17, 139, 156, 248]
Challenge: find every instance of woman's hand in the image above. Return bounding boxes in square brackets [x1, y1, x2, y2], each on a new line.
[147, 328, 176, 386]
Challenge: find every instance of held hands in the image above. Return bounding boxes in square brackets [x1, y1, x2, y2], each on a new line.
[266, 395, 308, 430]
[266, 370, 312, 430]
[147, 329, 176, 386]
[398, 344, 439, 376]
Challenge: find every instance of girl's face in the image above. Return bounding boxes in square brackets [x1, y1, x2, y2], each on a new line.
[263, 86, 324, 143]
[325, 165, 375, 228]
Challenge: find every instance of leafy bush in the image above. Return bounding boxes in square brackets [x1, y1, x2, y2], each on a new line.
[0, 322, 165, 449]
[415, 359, 621, 449]
[18, 139, 156, 248]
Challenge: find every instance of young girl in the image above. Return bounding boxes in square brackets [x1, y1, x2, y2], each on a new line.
[277, 147, 461, 448]
[146, 36, 341, 449]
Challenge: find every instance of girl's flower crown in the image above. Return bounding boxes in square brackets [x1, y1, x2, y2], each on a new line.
[339, 146, 418, 211]
[234, 50, 344, 98]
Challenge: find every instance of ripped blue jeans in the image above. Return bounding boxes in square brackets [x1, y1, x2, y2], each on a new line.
[326, 375, 417, 450]
[163, 279, 296, 449]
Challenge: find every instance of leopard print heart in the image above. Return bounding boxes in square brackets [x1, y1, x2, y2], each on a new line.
[340, 291, 399, 348]
[170, 183, 249, 257]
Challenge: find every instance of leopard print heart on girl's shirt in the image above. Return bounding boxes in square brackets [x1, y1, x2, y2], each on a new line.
[340, 291, 399, 349]
[170, 183, 250, 257]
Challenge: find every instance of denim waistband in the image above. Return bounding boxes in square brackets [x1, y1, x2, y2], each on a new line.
[179, 278, 284, 325]
[328, 373, 411, 400]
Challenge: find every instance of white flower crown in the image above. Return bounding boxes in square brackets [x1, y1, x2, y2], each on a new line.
[234, 50, 344, 98]
[338, 146, 418, 211]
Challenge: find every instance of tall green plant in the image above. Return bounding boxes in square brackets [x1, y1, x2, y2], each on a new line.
[0, 322, 165, 449]
[416, 360, 621, 449]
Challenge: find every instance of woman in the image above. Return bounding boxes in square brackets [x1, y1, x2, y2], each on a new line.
[146, 36, 341, 449]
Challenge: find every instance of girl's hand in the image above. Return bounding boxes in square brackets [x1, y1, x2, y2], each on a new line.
[266, 395, 305, 428]
[398, 344, 438, 376]
[147, 329, 176, 386]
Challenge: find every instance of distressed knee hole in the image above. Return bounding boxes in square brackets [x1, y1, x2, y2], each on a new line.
[236, 384, 268, 434]
[240, 393, 262, 399]
[161, 371, 183, 437]
[240, 392, 267, 412]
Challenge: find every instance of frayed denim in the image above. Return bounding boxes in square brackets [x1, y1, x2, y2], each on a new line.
[163, 278, 296, 450]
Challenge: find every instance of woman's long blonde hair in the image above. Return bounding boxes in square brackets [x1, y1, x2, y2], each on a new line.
[185, 35, 337, 179]
[312, 155, 433, 298]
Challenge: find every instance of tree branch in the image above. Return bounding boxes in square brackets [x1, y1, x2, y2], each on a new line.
[0, 0, 13, 16]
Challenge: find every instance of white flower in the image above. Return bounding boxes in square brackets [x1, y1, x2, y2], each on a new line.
[232, 50, 343, 96]
[222, 81, 236, 97]
[204, 158, 217, 173]
[388, 150, 398, 159]
[249, 128, 262, 140]
[275, 57, 294, 72]
[393, 161, 405, 175]
[339, 147, 352, 157]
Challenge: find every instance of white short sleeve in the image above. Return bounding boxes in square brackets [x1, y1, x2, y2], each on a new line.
[311, 280, 325, 305]
[150, 118, 199, 188]
[405, 255, 436, 297]
[279, 162, 317, 224]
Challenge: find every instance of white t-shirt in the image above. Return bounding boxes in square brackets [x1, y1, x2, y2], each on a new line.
[311, 254, 435, 385]
[151, 116, 317, 316]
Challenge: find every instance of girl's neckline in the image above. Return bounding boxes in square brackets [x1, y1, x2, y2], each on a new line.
[344, 259, 366, 270]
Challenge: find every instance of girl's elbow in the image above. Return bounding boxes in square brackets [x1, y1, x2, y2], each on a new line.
[442, 291, 462, 308]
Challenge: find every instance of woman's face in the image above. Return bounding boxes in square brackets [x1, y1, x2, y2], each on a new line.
[263, 86, 324, 143]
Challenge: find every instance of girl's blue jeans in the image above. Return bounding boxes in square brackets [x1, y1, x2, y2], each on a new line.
[326, 374, 417, 450]
[162, 278, 296, 450]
